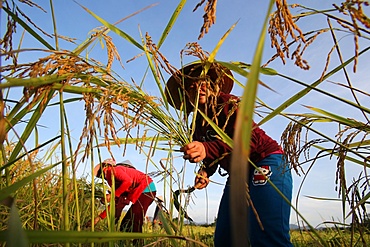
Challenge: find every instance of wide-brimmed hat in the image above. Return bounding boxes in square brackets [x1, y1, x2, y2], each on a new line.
[117, 160, 133, 166]
[116, 160, 135, 169]
[165, 62, 234, 113]
[93, 158, 116, 177]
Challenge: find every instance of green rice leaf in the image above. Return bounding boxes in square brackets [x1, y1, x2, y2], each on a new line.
[233, 61, 278, 76]
[303, 105, 370, 131]
[229, 2, 275, 246]
[0, 230, 168, 243]
[313, 143, 370, 168]
[2, 74, 70, 88]
[157, 0, 187, 48]
[7, 199, 29, 247]
[78, 5, 145, 51]
[208, 21, 238, 64]
[0, 135, 61, 172]
[197, 111, 233, 148]
[7, 90, 55, 163]
[260, 45, 370, 125]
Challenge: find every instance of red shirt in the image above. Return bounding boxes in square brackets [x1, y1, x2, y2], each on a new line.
[98, 166, 154, 219]
[103, 166, 153, 202]
[193, 92, 283, 177]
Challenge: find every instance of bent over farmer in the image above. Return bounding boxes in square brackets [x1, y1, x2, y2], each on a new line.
[87, 158, 156, 245]
[165, 62, 293, 247]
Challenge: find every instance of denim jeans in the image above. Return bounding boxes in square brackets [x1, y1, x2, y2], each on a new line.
[214, 154, 293, 247]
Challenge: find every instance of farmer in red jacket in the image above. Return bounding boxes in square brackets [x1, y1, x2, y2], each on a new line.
[165, 62, 293, 247]
[88, 158, 156, 237]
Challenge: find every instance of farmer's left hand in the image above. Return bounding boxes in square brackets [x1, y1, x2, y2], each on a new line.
[85, 216, 101, 228]
[85, 220, 92, 228]
[93, 216, 101, 225]
[181, 141, 206, 163]
[194, 169, 209, 189]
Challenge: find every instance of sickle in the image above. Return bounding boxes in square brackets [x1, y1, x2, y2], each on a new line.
[173, 183, 202, 222]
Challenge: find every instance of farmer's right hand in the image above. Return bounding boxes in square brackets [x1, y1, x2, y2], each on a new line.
[194, 169, 209, 190]
[180, 141, 206, 163]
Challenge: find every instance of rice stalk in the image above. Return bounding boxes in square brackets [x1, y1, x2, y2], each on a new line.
[0, 163, 60, 202]
[193, 0, 218, 40]
[58, 91, 70, 234]
[326, 17, 370, 123]
[2, 4, 54, 53]
[268, 1, 307, 69]
[78, 3, 146, 53]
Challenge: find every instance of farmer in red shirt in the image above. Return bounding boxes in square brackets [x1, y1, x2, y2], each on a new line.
[88, 158, 156, 238]
[165, 62, 293, 247]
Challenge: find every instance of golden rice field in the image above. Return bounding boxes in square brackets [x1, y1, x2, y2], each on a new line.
[1, 1, 370, 246]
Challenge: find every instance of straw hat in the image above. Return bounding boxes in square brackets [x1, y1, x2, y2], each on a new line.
[165, 62, 234, 113]
[93, 158, 116, 177]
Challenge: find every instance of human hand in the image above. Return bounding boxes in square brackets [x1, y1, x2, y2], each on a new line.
[93, 216, 101, 225]
[194, 169, 209, 190]
[180, 141, 206, 163]
[85, 216, 101, 228]
[85, 219, 92, 228]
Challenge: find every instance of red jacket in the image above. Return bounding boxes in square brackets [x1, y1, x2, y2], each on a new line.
[103, 166, 153, 203]
[99, 166, 154, 219]
[193, 92, 283, 177]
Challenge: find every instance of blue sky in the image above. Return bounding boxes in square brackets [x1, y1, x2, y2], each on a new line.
[2, 0, 370, 227]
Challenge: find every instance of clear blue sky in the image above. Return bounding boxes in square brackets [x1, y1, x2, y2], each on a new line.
[2, 0, 370, 227]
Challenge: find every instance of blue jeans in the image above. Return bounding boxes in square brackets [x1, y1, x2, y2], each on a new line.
[214, 154, 293, 247]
